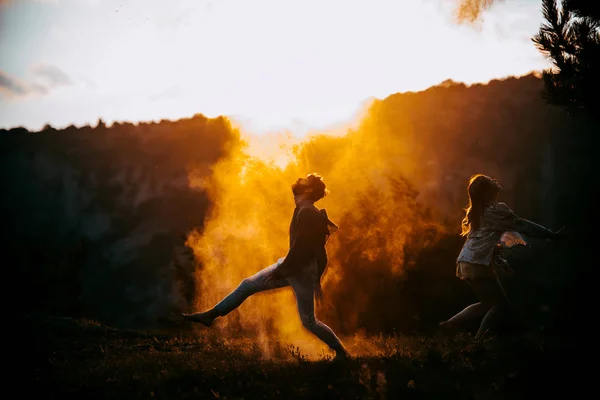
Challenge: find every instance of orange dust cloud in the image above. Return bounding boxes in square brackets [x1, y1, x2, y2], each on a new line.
[455, 0, 501, 24]
[186, 101, 450, 359]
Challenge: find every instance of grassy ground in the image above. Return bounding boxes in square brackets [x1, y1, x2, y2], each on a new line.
[16, 314, 581, 400]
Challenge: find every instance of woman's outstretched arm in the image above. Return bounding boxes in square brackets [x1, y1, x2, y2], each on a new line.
[487, 202, 559, 238]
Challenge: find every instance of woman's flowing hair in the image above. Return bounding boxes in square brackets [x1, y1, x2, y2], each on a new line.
[460, 174, 499, 236]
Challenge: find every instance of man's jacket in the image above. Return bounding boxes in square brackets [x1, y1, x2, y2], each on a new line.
[274, 205, 338, 280]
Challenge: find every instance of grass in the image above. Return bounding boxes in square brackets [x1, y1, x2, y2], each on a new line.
[17, 314, 580, 400]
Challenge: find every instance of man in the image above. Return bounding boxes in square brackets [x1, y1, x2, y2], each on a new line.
[181, 173, 348, 360]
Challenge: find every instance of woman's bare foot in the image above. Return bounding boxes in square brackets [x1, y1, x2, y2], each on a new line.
[439, 320, 459, 332]
[474, 328, 493, 343]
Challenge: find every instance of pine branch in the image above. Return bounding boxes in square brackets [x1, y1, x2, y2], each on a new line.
[535, 0, 600, 113]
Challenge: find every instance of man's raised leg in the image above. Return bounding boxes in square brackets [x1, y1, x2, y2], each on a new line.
[182, 261, 288, 326]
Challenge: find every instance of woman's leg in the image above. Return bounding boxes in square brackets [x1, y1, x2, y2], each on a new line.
[469, 277, 510, 339]
[440, 301, 489, 329]
[182, 262, 288, 326]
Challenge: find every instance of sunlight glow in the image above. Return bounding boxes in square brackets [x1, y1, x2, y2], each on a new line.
[0, 0, 548, 134]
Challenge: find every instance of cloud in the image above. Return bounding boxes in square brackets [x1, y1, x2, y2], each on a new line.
[0, 70, 48, 98]
[0, 63, 72, 100]
[0, 64, 70, 100]
[31, 63, 72, 86]
[0, 71, 29, 95]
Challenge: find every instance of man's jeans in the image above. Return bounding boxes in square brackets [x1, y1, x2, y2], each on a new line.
[213, 258, 344, 352]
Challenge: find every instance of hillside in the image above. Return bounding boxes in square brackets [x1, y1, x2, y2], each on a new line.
[2, 73, 593, 335]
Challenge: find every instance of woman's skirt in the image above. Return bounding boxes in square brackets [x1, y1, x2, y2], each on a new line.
[456, 261, 496, 281]
[456, 261, 511, 302]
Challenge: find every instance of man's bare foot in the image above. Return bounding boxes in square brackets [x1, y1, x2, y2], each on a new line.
[333, 348, 349, 362]
[180, 311, 215, 327]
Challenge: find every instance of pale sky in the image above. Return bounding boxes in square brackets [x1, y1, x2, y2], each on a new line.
[0, 0, 549, 134]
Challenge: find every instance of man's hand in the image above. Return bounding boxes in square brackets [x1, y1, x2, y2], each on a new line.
[501, 265, 516, 277]
[315, 283, 324, 306]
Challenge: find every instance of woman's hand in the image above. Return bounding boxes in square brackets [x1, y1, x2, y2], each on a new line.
[551, 226, 570, 240]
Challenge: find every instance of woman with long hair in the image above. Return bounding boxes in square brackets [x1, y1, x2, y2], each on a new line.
[439, 174, 565, 340]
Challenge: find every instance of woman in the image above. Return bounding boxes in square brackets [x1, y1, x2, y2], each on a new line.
[440, 174, 565, 340]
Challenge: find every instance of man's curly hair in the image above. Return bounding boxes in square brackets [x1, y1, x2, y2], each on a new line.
[305, 173, 329, 202]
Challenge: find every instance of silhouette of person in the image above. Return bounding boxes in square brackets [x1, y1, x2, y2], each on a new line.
[181, 173, 348, 360]
[439, 174, 566, 340]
